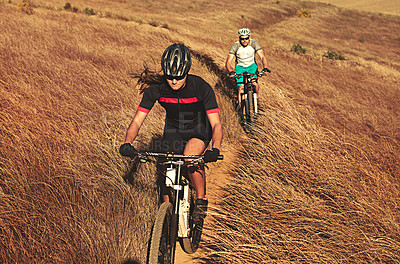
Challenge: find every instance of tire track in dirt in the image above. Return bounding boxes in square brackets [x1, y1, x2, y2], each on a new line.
[174, 145, 240, 263]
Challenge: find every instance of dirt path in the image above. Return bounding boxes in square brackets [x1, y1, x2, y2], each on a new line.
[174, 145, 239, 263]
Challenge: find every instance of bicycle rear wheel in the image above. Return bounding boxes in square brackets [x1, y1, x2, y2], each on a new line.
[149, 202, 174, 264]
[180, 186, 202, 254]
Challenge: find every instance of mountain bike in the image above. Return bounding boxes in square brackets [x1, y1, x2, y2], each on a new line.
[134, 151, 223, 264]
[231, 68, 271, 123]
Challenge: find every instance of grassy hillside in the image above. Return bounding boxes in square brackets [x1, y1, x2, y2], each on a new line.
[307, 0, 400, 15]
[1, 0, 399, 263]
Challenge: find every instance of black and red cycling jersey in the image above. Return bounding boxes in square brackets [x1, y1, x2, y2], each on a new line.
[137, 74, 219, 152]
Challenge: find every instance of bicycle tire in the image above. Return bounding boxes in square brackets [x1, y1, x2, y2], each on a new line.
[239, 95, 246, 122]
[247, 90, 254, 122]
[244, 93, 250, 122]
[149, 202, 174, 264]
[180, 186, 201, 254]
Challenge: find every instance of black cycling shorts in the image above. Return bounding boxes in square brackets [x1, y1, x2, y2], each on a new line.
[161, 129, 211, 154]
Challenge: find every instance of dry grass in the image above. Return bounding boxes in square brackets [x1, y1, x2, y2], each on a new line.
[0, 1, 238, 262]
[305, 0, 400, 16]
[1, 0, 399, 263]
[203, 99, 400, 262]
[0, 3, 161, 263]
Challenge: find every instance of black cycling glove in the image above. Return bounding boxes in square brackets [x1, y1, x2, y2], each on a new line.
[228, 71, 235, 77]
[204, 148, 220, 163]
[119, 143, 137, 158]
[262, 67, 271, 73]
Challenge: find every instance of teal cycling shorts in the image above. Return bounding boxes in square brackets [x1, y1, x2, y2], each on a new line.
[235, 63, 258, 88]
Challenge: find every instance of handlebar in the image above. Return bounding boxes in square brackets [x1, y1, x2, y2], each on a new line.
[227, 68, 271, 78]
[135, 151, 224, 163]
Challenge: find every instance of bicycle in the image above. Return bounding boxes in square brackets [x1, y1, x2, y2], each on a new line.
[133, 151, 223, 264]
[230, 68, 271, 123]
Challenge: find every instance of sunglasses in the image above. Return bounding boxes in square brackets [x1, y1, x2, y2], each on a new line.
[165, 75, 186, 80]
[240, 37, 249, 41]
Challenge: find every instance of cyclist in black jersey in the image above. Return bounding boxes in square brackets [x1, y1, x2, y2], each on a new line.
[119, 43, 223, 220]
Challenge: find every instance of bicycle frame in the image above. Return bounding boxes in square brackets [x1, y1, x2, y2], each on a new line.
[139, 152, 222, 263]
[243, 71, 258, 115]
[231, 68, 270, 123]
[164, 158, 193, 238]
[235, 71, 259, 123]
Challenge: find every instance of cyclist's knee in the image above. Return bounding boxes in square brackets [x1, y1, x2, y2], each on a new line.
[184, 138, 205, 156]
[187, 164, 205, 174]
[238, 85, 244, 94]
[253, 82, 260, 92]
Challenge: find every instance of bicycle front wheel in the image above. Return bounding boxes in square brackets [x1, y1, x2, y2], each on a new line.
[180, 186, 201, 254]
[247, 90, 254, 122]
[149, 202, 174, 264]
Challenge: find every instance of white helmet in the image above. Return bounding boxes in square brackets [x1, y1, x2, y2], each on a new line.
[238, 28, 251, 36]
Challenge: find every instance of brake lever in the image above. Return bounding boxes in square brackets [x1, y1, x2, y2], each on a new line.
[134, 153, 152, 163]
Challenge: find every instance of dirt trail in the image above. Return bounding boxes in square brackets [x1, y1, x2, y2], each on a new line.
[174, 145, 239, 263]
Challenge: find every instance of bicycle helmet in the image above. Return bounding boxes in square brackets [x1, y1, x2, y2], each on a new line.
[238, 28, 251, 36]
[161, 43, 191, 77]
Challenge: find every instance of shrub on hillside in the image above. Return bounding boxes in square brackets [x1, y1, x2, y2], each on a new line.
[291, 44, 307, 54]
[84, 8, 95, 16]
[148, 19, 168, 29]
[149, 19, 160, 27]
[297, 8, 311, 18]
[17, 0, 33, 14]
[324, 50, 345, 60]
[63, 2, 71, 10]
[64, 2, 78, 12]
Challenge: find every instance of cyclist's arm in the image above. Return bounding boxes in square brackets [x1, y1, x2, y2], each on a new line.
[207, 112, 223, 149]
[123, 110, 148, 143]
[225, 54, 236, 73]
[256, 49, 268, 69]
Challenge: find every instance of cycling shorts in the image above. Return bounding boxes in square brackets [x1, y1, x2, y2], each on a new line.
[235, 63, 258, 88]
[162, 129, 211, 154]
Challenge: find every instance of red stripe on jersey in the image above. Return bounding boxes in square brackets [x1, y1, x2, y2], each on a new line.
[206, 108, 220, 114]
[180, 97, 199, 103]
[159, 97, 199, 104]
[138, 106, 150, 113]
[159, 97, 178, 103]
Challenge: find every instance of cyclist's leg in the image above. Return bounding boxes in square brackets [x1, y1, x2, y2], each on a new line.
[254, 81, 260, 93]
[161, 128, 186, 202]
[183, 138, 206, 199]
[183, 136, 211, 223]
[249, 62, 259, 94]
[235, 64, 245, 106]
[238, 84, 245, 106]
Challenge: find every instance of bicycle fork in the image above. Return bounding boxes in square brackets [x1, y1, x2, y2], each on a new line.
[165, 164, 192, 237]
[178, 184, 191, 238]
[244, 93, 250, 118]
[165, 163, 184, 263]
[241, 92, 258, 115]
